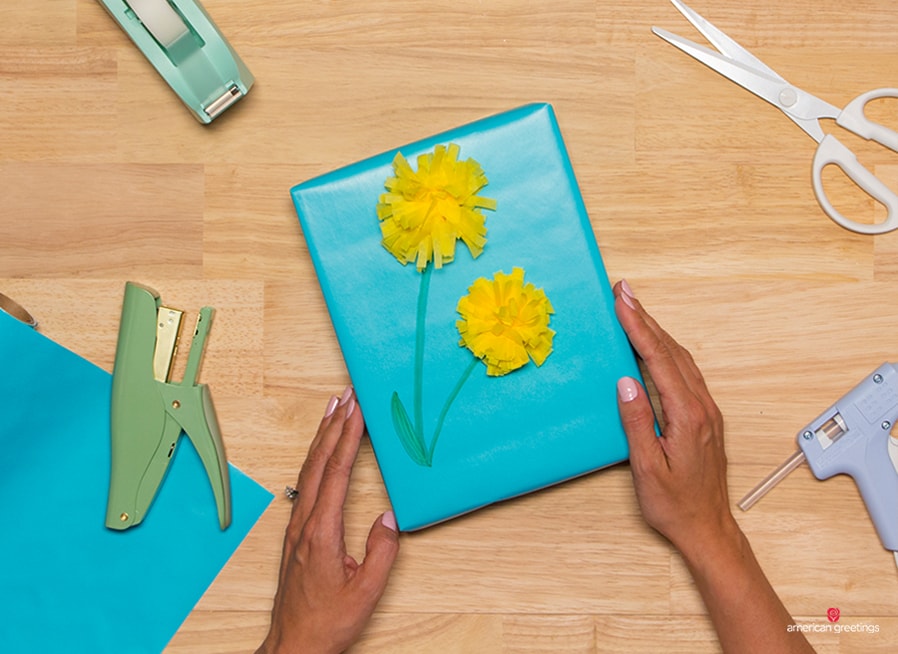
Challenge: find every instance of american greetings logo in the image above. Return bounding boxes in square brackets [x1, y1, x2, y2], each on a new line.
[787, 608, 879, 634]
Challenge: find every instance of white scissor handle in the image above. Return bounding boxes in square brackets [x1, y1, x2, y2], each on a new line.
[836, 88, 898, 151]
[812, 134, 898, 235]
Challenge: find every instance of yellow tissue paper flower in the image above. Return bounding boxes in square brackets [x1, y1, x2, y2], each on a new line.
[377, 143, 497, 271]
[456, 268, 555, 377]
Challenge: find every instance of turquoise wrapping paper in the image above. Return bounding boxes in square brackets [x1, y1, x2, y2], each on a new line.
[292, 103, 642, 530]
[0, 311, 273, 653]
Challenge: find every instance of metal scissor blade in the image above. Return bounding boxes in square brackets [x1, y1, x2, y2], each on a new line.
[655, 4, 843, 142]
[653, 26, 841, 140]
[666, 0, 785, 82]
[652, 27, 786, 104]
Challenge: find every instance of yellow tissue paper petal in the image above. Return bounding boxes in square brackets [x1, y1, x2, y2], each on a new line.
[377, 144, 496, 271]
[456, 268, 555, 376]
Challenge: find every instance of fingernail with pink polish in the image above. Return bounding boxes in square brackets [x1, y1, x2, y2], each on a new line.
[346, 396, 356, 418]
[617, 376, 639, 403]
[338, 385, 354, 406]
[381, 510, 397, 532]
[620, 279, 636, 310]
[324, 395, 339, 417]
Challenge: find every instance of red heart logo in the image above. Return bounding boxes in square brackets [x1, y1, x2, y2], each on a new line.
[827, 608, 840, 622]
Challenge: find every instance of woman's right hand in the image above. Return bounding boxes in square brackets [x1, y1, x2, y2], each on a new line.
[612, 280, 814, 654]
[612, 279, 737, 558]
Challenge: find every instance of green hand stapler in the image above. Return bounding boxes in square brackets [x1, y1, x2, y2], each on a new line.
[97, 0, 254, 123]
[106, 282, 231, 530]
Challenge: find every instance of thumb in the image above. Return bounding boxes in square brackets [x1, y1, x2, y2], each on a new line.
[356, 511, 400, 600]
[617, 377, 662, 466]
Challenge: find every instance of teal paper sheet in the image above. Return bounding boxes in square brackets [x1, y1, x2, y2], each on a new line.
[292, 103, 643, 530]
[0, 311, 273, 653]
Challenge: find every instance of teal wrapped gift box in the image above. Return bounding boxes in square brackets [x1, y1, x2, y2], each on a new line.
[291, 103, 642, 530]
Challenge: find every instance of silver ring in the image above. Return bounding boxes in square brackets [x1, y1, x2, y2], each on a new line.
[285, 485, 298, 500]
[0, 293, 38, 328]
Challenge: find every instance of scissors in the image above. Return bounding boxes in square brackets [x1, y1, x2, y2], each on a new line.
[653, 0, 898, 235]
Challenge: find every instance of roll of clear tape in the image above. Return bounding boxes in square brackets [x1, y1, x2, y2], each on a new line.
[127, 0, 190, 48]
[0, 293, 37, 328]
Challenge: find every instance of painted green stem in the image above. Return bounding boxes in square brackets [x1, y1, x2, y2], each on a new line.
[398, 264, 477, 466]
[413, 265, 433, 441]
[427, 356, 478, 463]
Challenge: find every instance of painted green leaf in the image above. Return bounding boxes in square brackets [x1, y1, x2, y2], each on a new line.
[390, 391, 430, 466]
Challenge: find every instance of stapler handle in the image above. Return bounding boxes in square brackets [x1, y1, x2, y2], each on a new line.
[158, 381, 231, 529]
[166, 305, 232, 529]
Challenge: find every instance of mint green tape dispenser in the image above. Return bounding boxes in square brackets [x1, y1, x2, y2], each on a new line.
[98, 0, 254, 123]
[106, 282, 231, 530]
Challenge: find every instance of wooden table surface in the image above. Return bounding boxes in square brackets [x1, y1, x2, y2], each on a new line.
[3, 1, 898, 652]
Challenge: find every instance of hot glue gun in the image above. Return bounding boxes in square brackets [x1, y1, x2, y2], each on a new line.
[739, 363, 898, 559]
